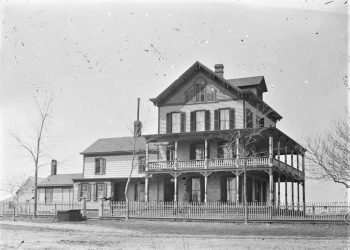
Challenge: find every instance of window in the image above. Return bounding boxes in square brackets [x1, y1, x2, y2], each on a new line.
[190, 110, 210, 132]
[171, 113, 181, 133]
[190, 143, 209, 160]
[95, 158, 106, 174]
[184, 77, 216, 103]
[217, 141, 236, 159]
[219, 109, 230, 130]
[96, 183, 105, 199]
[192, 178, 201, 202]
[227, 177, 237, 202]
[214, 109, 235, 130]
[195, 144, 205, 160]
[45, 188, 53, 203]
[246, 108, 253, 128]
[196, 111, 205, 132]
[138, 156, 146, 173]
[166, 112, 185, 133]
[80, 183, 91, 201]
[257, 117, 264, 128]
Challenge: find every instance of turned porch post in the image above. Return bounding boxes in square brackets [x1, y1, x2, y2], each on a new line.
[268, 135, 274, 204]
[145, 142, 149, 171]
[145, 176, 149, 202]
[302, 153, 306, 208]
[204, 174, 208, 203]
[291, 149, 294, 209]
[277, 140, 281, 207]
[235, 137, 240, 203]
[284, 144, 288, 210]
[174, 141, 178, 170]
[204, 139, 208, 169]
[174, 175, 178, 203]
[297, 152, 300, 210]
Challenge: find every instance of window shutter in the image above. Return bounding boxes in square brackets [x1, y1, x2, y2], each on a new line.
[185, 177, 192, 202]
[200, 177, 205, 202]
[189, 143, 196, 160]
[95, 158, 99, 174]
[205, 110, 210, 131]
[206, 142, 211, 159]
[87, 184, 91, 201]
[104, 183, 107, 198]
[102, 159, 106, 174]
[166, 113, 172, 133]
[190, 111, 196, 132]
[77, 184, 81, 200]
[214, 109, 219, 130]
[220, 177, 227, 202]
[92, 184, 96, 201]
[229, 109, 235, 129]
[180, 113, 186, 132]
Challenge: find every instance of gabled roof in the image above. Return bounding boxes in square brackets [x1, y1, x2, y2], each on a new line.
[81, 136, 146, 155]
[150, 61, 243, 106]
[227, 76, 267, 92]
[149, 61, 281, 121]
[38, 173, 83, 187]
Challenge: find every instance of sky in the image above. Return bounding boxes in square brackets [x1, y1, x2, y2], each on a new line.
[0, 0, 348, 201]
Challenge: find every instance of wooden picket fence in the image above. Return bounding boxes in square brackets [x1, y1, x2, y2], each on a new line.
[0, 202, 81, 217]
[102, 201, 349, 222]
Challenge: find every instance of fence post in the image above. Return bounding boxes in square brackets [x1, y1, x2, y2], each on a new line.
[80, 197, 86, 218]
[99, 198, 104, 219]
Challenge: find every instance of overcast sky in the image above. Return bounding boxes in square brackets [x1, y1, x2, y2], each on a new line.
[0, 0, 348, 201]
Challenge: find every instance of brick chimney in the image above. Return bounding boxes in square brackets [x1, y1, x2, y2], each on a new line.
[133, 98, 142, 137]
[51, 159, 57, 175]
[214, 64, 224, 77]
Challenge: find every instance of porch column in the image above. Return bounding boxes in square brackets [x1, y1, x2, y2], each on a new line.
[297, 152, 300, 210]
[277, 174, 281, 207]
[235, 137, 239, 166]
[204, 174, 208, 203]
[174, 141, 178, 170]
[291, 149, 294, 209]
[285, 178, 288, 212]
[302, 153, 306, 207]
[269, 168, 273, 204]
[268, 136, 274, 205]
[145, 142, 149, 171]
[204, 139, 208, 169]
[145, 176, 149, 202]
[174, 174, 178, 203]
[236, 170, 240, 203]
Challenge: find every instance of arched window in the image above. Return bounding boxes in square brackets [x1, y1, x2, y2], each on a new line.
[185, 77, 216, 103]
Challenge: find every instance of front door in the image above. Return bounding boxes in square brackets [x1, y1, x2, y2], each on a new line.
[164, 177, 174, 202]
[114, 182, 126, 201]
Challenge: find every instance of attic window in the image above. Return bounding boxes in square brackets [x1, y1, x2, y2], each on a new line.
[185, 77, 216, 103]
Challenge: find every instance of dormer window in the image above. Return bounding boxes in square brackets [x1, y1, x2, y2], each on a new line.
[185, 77, 216, 103]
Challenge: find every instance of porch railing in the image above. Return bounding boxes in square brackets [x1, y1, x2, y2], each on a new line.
[237, 157, 269, 166]
[273, 159, 303, 178]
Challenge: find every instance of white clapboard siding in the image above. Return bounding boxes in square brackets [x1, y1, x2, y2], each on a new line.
[52, 188, 62, 202]
[38, 189, 45, 203]
[84, 154, 156, 179]
[159, 100, 244, 134]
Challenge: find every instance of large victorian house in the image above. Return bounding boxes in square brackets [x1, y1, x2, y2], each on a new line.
[74, 61, 306, 207]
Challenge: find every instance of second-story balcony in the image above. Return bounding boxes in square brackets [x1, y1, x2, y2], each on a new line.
[147, 157, 304, 179]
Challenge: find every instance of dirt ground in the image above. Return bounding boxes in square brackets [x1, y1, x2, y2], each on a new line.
[0, 218, 349, 249]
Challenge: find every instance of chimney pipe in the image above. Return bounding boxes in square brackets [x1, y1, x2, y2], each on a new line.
[51, 159, 57, 175]
[137, 98, 140, 121]
[214, 64, 224, 77]
[134, 98, 142, 137]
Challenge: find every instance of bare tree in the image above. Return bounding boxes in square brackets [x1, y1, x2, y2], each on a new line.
[221, 127, 268, 223]
[2, 175, 28, 221]
[305, 118, 350, 188]
[10, 95, 53, 218]
[220, 102, 272, 223]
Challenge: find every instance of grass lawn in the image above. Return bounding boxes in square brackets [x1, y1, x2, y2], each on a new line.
[0, 217, 349, 249]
